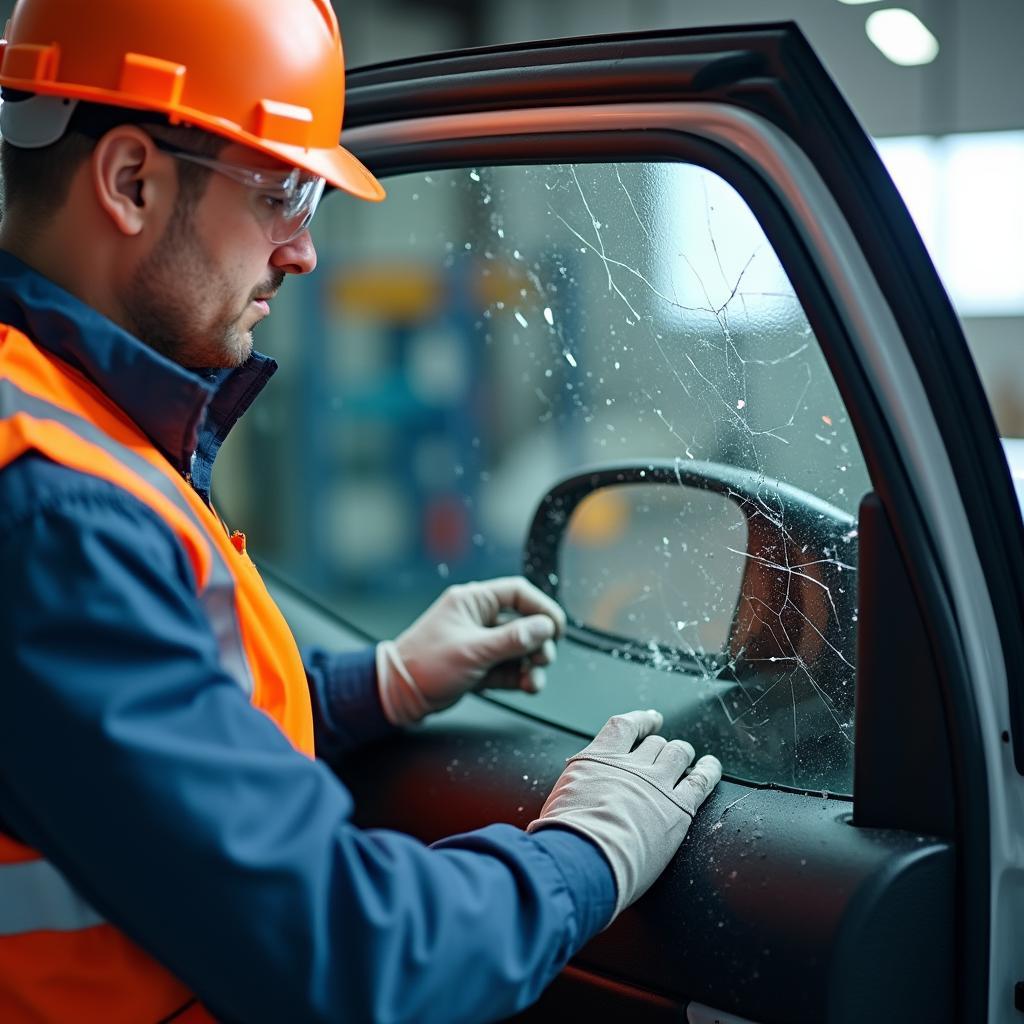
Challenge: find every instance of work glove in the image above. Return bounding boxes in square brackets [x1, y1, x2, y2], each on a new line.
[376, 576, 567, 727]
[528, 709, 721, 920]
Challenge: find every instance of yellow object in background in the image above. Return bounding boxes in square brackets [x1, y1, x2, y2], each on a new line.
[568, 488, 631, 547]
[331, 265, 443, 324]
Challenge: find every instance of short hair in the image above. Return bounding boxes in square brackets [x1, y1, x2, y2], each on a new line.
[0, 96, 227, 224]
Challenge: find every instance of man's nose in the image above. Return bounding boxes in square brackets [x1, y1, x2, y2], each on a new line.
[271, 229, 317, 275]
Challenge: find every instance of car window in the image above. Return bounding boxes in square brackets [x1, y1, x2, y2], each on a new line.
[216, 160, 872, 793]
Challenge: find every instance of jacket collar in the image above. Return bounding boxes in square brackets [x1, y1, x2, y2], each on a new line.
[0, 250, 276, 483]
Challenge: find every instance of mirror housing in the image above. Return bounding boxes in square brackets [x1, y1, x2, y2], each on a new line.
[524, 460, 858, 682]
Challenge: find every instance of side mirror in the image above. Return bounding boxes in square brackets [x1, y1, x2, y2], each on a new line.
[524, 460, 858, 690]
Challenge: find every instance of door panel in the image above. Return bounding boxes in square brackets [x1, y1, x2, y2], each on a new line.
[350, 714, 952, 1024]
[279, 582, 954, 1023]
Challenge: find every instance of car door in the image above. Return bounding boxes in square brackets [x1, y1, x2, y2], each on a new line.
[216, 22, 1024, 1024]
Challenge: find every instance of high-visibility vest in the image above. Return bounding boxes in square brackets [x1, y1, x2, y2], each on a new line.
[0, 323, 317, 1023]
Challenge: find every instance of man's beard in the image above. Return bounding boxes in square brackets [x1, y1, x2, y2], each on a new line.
[123, 201, 262, 370]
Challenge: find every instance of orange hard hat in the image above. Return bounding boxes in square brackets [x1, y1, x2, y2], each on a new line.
[0, 0, 384, 201]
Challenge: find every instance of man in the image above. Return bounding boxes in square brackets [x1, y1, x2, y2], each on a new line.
[0, 1, 722, 1021]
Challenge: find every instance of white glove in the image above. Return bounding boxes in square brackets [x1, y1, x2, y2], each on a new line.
[527, 709, 721, 920]
[376, 576, 567, 726]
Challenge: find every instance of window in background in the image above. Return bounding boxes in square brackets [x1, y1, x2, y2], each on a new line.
[877, 130, 1024, 317]
[217, 160, 870, 792]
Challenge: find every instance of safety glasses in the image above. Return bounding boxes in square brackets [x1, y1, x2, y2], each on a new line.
[150, 138, 326, 244]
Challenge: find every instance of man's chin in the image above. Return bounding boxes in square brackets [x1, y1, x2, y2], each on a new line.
[224, 332, 254, 368]
[238, 334, 255, 366]
[191, 331, 252, 370]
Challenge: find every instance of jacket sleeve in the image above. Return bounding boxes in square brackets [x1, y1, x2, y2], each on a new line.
[0, 468, 615, 1024]
[303, 645, 401, 757]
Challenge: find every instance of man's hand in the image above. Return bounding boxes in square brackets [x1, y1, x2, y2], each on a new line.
[528, 709, 721, 921]
[376, 577, 567, 726]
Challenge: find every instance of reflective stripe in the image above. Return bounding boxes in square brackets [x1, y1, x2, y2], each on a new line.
[0, 377, 255, 698]
[0, 859, 105, 936]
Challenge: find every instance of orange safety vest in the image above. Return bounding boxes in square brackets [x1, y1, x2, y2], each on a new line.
[0, 324, 317, 1023]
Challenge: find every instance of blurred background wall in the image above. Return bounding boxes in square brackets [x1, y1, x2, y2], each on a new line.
[0, 0, 1018, 423]
[336, 0, 1023, 434]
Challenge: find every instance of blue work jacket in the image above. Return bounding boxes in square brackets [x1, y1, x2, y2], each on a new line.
[0, 251, 614, 1024]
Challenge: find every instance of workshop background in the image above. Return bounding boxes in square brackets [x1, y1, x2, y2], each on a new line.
[1, 0, 1020, 634]
[345, 0, 1024, 433]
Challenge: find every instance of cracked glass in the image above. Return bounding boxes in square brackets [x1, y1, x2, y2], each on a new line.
[218, 159, 871, 794]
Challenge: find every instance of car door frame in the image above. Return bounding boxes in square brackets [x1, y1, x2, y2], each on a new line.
[268, 22, 1024, 1022]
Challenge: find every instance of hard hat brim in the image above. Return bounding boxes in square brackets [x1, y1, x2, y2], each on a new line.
[249, 136, 386, 203]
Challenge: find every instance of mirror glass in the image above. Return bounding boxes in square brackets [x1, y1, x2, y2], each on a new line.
[559, 483, 748, 659]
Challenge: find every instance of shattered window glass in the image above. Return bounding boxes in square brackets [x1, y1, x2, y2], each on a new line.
[217, 160, 871, 794]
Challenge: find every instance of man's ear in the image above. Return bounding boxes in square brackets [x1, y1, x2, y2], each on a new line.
[90, 127, 174, 237]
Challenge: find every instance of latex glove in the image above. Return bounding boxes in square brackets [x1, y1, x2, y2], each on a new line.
[527, 709, 721, 920]
[376, 576, 567, 726]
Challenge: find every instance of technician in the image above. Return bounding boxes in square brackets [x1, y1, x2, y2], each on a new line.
[0, 1, 721, 1021]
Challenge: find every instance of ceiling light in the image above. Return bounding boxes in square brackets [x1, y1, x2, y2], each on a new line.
[835, 0, 881, 5]
[866, 8, 940, 66]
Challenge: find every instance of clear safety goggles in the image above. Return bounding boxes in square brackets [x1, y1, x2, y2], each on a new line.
[151, 138, 326, 244]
